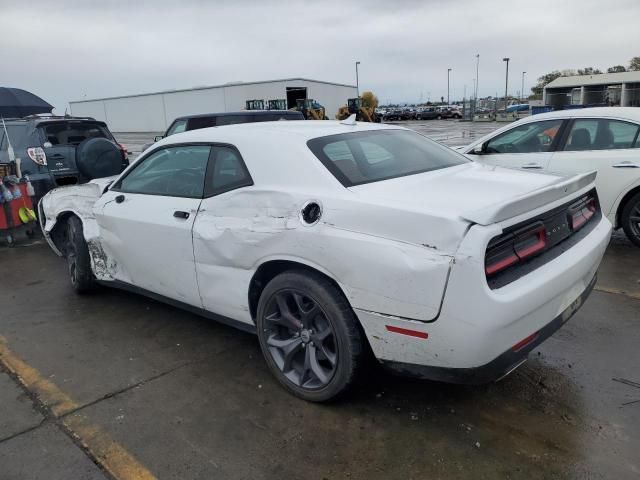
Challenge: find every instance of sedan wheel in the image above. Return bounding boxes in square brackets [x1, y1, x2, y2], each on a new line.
[256, 270, 363, 402]
[621, 192, 640, 247]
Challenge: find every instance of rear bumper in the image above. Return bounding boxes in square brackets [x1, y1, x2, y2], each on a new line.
[355, 212, 611, 377]
[380, 273, 597, 384]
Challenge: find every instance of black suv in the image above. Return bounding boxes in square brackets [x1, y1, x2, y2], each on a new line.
[143, 110, 304, 151]
[0, 116, 128, 203]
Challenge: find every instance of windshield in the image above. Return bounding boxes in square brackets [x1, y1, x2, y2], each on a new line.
[307, 129, 468, 187]
[39, 122, 111, 146]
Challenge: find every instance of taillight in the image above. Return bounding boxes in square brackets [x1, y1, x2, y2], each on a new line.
[568, 198, 596, 231]
[485, 222, 547, 276]
[117, 143, 129, 161]
[27, 147, 47, 165]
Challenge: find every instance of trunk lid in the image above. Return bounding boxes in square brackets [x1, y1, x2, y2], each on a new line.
[348, 163, 596, 226]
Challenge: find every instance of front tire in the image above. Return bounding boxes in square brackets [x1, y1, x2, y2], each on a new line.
[65, 216, 96, 293]
[621, 192, 640, 247]
[256, 270, 363, 402]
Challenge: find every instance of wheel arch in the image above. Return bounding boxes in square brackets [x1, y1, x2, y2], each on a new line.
[48, 210, 81, 255]
[616, 184, 640, 228]
[247, 258, 351, 323]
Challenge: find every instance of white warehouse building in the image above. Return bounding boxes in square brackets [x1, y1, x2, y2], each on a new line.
[69, 78, 357, 133]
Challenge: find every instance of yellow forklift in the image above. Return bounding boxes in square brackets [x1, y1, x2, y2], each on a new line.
[336, 91, 380, 122]
[295, 99, 328, 120]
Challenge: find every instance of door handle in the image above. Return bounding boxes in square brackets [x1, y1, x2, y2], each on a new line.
[50, 154, 65, 159]
[173, 210, 190, 219]
[522, 163, 543, 169]
[612, 161, 640, 168]
[115, 194, 125, 204]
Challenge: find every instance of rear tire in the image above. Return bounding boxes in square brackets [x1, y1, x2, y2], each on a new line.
[621, 192, 640, 247]
[65, 216, 96, 293]
[256, 270, 363, 402]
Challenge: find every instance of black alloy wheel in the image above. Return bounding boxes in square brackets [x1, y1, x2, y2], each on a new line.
[256, 270, 363, 402]
[621, 192, 640, 247]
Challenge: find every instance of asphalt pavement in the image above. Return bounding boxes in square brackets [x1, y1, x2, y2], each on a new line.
[1, 120, 639, 479]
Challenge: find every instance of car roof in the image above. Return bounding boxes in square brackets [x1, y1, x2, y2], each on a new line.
[521, 107, 640, 123]
[2, 116, 102, 125]
[163, 120, 405, 144]
[174, 110, 301, 121]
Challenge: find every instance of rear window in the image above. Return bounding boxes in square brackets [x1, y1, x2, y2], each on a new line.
[307, 129, 468, 186]
[39, 122, 111, 146]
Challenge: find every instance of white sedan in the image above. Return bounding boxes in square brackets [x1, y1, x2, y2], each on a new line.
[39, 120, 611, 401]
[457, 107, 640, 246]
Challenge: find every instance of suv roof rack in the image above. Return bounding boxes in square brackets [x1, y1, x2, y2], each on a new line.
[1, 114, 98, 122]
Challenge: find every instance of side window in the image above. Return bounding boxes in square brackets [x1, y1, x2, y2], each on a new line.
[115, 145, 210, 198]
[563, 119, 640, 151]
[186, 117, 217, 130]
[216, 115, 252, 126]
[485, 120, 563, 154]
[166, 119, 187, 136]
[602, 120, 639, 149]
[205, 146, 253, 196]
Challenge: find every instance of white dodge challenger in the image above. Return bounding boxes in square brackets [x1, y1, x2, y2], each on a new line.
[39, 120, 612, 401]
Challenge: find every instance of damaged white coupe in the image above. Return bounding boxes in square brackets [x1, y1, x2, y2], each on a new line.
[39, 121, 612, 401]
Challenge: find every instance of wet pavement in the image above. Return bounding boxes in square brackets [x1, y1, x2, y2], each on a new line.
[1, 232, 639, 479]
[1, 119, 639, 479]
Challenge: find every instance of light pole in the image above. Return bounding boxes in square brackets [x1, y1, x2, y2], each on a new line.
[521, 71, 526, 102]
[475, 54, 480, 100]
[503, 57, 510, 111]
[447, 68, 452, 105]
[355, 61, 360, 97]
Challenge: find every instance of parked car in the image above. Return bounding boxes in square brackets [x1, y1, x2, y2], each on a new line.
[417, 107, 439, 120]
[142, 110, 304, 152]
[382, 109, 410, 121]
[39, 121, 611, 401]
[0, 115, 128, 204]
[457, 107, 640, 246]
[435, 106, 463, 119]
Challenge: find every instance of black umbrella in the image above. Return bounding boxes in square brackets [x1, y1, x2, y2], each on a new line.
[0, 87, 53, 118]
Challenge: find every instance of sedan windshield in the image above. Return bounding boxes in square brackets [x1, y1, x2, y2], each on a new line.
[307, 129, 468, 187]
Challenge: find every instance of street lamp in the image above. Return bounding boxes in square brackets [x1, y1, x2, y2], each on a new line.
[355, 61, 361, 97]
[475, 54, 480, 100]
[521, 71, 526, 102]
[447, 68, 452, 105]
[503, 57, 510, 111]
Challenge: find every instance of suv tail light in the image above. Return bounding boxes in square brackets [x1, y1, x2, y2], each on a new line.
[27, 147, 47, 165]
[485, 222, 547, 276]
[117, 143, 129, 162]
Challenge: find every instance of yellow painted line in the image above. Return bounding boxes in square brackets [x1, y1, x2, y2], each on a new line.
[0, 336, 157, 480]
[595, 285, 640, 301]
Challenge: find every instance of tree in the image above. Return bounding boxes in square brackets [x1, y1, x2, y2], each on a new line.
[607, 65, 627, 73]
[577, 67, 602, 76]
[361, 91, 379, 109]
[629, 57, 640, 71]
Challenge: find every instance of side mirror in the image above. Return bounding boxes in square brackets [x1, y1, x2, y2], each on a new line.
[470, 144, 484, 155]
[153, 135, 164, 142]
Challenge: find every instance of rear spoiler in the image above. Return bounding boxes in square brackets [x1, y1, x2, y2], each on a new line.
[461, 171, 597, 225]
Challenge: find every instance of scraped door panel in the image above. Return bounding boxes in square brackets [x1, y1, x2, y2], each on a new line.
[96, 191, 202, 306]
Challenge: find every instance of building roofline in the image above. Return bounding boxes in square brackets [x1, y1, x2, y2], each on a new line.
[70, 78, 358, 104]
[544, 70, 640, 89]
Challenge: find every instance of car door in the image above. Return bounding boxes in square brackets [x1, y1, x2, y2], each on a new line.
[191, 145, 255, 323]
[547, 118, 640, 219]
[467, 118, 566, 171]
[94, 144, 212, 307]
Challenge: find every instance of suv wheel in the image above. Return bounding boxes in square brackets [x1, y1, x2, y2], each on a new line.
[621, 192, 640, 247]
[65, 216, 96, 292]
[256, 270, 363, 402]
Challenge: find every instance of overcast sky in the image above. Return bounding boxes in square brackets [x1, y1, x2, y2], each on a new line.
[1, 0, 638, 112]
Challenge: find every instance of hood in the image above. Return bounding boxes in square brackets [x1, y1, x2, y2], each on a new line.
[348, 163, 591, 225]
